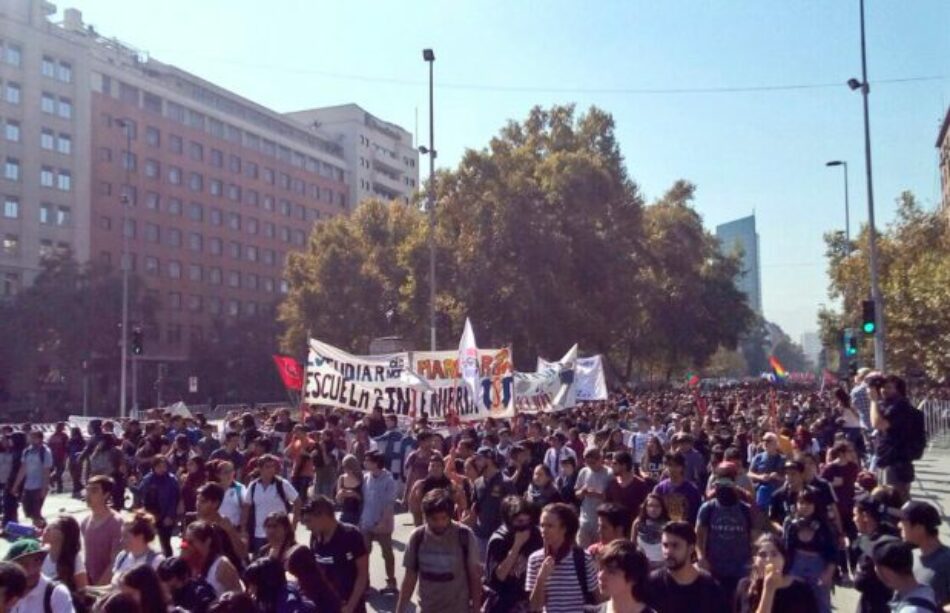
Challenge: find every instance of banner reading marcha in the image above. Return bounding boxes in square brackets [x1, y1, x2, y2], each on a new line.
[412, 348, 516, 420]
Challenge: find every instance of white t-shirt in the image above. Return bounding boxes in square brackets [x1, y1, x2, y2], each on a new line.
[243, 477, 299, 538]
[220, 482, 248, 527]
[110, 549, 165, 586]
[41, 550, 85, 583]
[12, 575, 73, 613]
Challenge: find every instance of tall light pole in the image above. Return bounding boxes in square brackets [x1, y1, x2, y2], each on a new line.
[422, 48, 436, 351]
[825, 160, 851, 256]
[848, 0, 885, 370]
[117, 118, 132, 418]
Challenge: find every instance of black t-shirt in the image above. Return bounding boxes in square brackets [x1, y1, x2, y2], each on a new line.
[485, 525, 543, 610]
[173, 578, 217, 613]
[877, 397, 915, 466]
[474, 472, 516, 539]
[735, 577, 818, 613]
[644, 568, 730, 613]
[311, 522, 369, 613]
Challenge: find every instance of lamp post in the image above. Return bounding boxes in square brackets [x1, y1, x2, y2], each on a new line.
[117, 118, 133, 418]
[848, 0, 885, 370]
[422, 48, 436, 351]
[825, 161, 851, 256]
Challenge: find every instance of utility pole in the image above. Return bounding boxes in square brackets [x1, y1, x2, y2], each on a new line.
[118, 119, 132, 418]
[423, 49, 437, 351]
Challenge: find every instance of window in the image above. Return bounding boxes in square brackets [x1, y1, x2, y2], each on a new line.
[4, 82, 20, 105]
[245, 273, 258, 290]
[40, 167, 54, 187]
[3, 272, 21, 297]
[119, 82, 139, 105]
[263, 277, 275, 293]
[168, 261, 181, 279]
[3, 196, 18, 219]
[246, 245, 258, 262]
[263, 168, 275, 185]
[209, 179, 222, 197]
[188, 142, 204, 161]
[188, 295, 202, 312]
[188, 202, 203, 222]
[167, 198, 182, 216]
[294, 204, 306, 221]
[188, 232, 203, 252]
[144, 222, 160, 243]
[209, 267, 222, 285]
[246, 189, 259, 207]
[208, 297, 222, 315]
[227, 184, 240, 202]
[209, 237, 222, 255]
[280, 226, 291, 243]
[279, 200, 291, 217]
[145, 256, 159, 276]
[246, 218, 258, 235]
[210, 149, 223, 168]
[120, 184, 136, 206]
[169, 134, 183, 154]
[4, 44, 21, 67]
[167, 324, 182, 345]
[167, 228, 182, 247]
[144, 159, 160, 178]
[168, 291, 182, 309]
[244, 302, 257, 316]
[263, 223, 275, 239]
[2, 234, 19, 255]
[188, 172, 203, 192]
[57, 170, 71, 191]
[146, 127, 160, 147]
[263, 196, 274, 212]
[56, 134, 71, 154]
[41, 129, 55, 149]
[41, 93, 56, 114]
[55, 206, 71, 226]
[168, 166, 181, 184]
[143, 92, 162, 114]
[39, 203, 52, 224]
[57, 98, 72, 119]
[209, 207, 224, 226]
[39, 239, 54, 259]
[228, 155, 241, 173]
[228, 212, 241, 230]
[227, 300, 239, 317]
[4, 158, 19, 181]
[262, 248, 275, 265]
[188, 264, 202, 282]
[293, 229, 305, 246]
[228, 270, 240, 288]
[4, 120, 19, 142]
[121, 151, 136, 171]
[145, 191, 160, 211]
[244, 161, 258, 179]
[123, 218, 136, 238]
[57, 62, 72, 83]
[228, 241, 241, 259]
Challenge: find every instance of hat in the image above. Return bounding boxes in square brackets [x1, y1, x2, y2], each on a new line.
[4, 539, 47, 562]
[900, 501, 942, 531]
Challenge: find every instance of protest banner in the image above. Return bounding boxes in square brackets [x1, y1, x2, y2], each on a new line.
[412, 347, 515, 420]
[516, 345, 579, 413]
[536, 353, 607, 401]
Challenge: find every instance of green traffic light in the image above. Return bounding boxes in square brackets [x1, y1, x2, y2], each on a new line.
[863, 322, 876, 334]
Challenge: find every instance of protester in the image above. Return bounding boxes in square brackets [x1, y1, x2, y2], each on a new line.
[899, 500, 950, 608]
[588, 503, 632, 562]
[4, 539, 74, 613]
[469, 447, 516, 560]
[80, 475, 123, 586]
[243, 554, 316, 612]
[241, 454, 299, 553]
[40, 515, 88, 590]
[735, 534, 818, 613]
[137, 456, 180, 557]
[195, 482, 248, 562]
[606, 450, 650, 521]
[483, 495, 542, 613]
[576, 448, 614, 547]
[359, 449, 398, 594]
[631, 493, 669, 571]
[852, 488, 903, 613]
[301, 496, 369, 613]
[596, 539, 655, 613]
[643, 521, 728, 613]
[652, 453, 701, 525]
[181, 520, 244, 597]
[120, 563, 170, 613]
[872, 540, 938, 612]
[157, 556, 216, 613]
[870, 375, 922, 502]
[696, 462, 753, 600]
[11, 430, 52, 526]
[0, 561, 27, 613]
[111, 511, 165, 585]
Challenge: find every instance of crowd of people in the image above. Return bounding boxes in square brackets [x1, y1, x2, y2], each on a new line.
[0, 368, 944, 613]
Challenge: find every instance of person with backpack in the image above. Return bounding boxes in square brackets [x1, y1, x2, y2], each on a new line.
[137, 456, 180, 557]
[10, 430, 52, 526]
[111, 511, 165, 585]
[4, 539, 74, 613]
[696, 462, 754, 601]
[241, 454, 299, 553]
[396, 488, 482, 613]
[157, 556, 216, 613]
[872, 540, 939, 612]
[526, 501, 602, 613]
[870, 374, 925, 503]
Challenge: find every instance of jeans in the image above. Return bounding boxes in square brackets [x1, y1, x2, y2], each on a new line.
[363, 531, 396, 585]
[157, 522, 174, 557]
[52, 461, 66, 493]
[21, 489, 45, 522]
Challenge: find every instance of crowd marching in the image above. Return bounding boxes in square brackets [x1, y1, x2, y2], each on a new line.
[0, 368, 945, 613]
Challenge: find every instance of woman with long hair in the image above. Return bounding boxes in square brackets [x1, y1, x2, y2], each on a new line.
[182, 520, 244, 597]
[41, 514, 88, 590]
[525, 464, 563, 511]
[638, 436, 666, 484]
[631, 494, 670, 571]
[311, 431, 337, 499]
[596, 539, 654, 613]
[257, 511, 297, 567]
[287, 544, 342, 613]
[736, 534, 817, 613]
[119, 563, 168, 613]
[335, 454, 363, 526]
[243, 556, 314, 613]
[179, 455, 206, 518]
[782, 487, 836, 613]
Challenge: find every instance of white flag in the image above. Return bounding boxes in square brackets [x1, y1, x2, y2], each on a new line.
[458, 318, 480, 404]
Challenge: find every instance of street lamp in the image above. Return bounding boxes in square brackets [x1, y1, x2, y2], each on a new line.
[848, 0, 885, 370]
[422, 48, 436, 351]
[825, 161, 851, 256]
[117, 118, 133, 418]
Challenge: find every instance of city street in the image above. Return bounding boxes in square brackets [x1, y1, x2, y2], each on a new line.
[4, 446, 950, 612]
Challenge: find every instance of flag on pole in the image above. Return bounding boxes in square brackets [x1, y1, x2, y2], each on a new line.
[272, 355, 304, 391]
[768, 356, 789, 380]
[686, 373, 701, 388]
[458, 318, 480, 403]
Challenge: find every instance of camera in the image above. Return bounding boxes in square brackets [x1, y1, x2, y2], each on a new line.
[865, 373, 885, 390]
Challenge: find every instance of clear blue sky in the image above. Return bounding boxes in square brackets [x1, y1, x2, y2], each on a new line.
[63, 1, 950, 342]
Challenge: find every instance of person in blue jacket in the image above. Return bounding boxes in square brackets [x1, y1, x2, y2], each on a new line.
[139, 455, 181, 557]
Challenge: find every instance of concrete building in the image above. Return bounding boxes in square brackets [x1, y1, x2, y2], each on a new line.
[286, 103, 419, 208]
[1, 0, 93, 298]
[938, 106, 949, 218]
[800, 331, 821, 367]
[716, 214, 763, 315]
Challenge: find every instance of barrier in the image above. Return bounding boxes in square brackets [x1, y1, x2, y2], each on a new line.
[922, 399, 950, 445]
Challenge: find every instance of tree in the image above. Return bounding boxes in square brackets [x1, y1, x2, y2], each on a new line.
[821, 192, 950, 381]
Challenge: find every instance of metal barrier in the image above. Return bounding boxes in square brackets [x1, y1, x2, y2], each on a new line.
[921, 399, 950, 445]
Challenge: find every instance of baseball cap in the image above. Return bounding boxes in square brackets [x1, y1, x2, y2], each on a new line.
[4, 539, 47, 562]
[900, 501, 942, 531]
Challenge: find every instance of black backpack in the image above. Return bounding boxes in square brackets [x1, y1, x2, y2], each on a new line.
[571, 546, 597, 606]
[906, 405, 928, 461]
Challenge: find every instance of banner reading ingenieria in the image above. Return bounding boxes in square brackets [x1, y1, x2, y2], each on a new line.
[412, 348, 516, 420]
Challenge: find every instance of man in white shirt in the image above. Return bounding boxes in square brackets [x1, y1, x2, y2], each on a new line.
[4, 540, 73, 613]
[215, 460, 247, 528]
[542, 433, 576, 478]
[241, 454, 299, 552]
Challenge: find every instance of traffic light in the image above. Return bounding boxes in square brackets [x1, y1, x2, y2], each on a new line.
[131, 326, 144, 356]
[843, 328, 858, 357]
[862, 300, 876, 335]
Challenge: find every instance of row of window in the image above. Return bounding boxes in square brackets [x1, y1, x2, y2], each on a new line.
[1, 234, 69, 258]
[41, 93, 72, 119]
[2, 119, 72, 154]
[41, 56, 72, 83]
[2, 196, 71, 226]
[142, 258, 281, 292]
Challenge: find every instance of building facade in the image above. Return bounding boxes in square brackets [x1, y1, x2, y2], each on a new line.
[286, 103, 419, 207]
[938, 106, 949, 218]
[716, 214, 763, 315]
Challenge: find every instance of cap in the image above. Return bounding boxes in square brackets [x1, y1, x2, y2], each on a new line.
[3, 539, 47, 562]
[900, 501, 942, 531]
[716, 461, 739, 481]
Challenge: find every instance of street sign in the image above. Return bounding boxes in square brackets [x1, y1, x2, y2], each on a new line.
[188, 376, 198, 393]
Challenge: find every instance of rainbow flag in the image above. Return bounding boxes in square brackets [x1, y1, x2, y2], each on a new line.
[768, 355, 789, 379]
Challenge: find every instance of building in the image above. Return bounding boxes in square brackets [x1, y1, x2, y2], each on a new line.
[286, 103, 419, 207]
[716, 214, 763, 315]
[800, 331, 821, 367]
[1, 0, 360, 409]
[938, 105, 950, 218]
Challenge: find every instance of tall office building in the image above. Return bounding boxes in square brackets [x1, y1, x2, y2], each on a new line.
[938, 106, 949, 219]
[286, 104, 419, 208]
[800, 331, 821, 366]
[716, 214, 763, 315]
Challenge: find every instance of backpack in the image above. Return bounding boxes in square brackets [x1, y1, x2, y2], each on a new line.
[906, 405, 928, 461]
[409, 524, 472, 587]
[246, 478, 292, 541]
[44, 580, 90, 613]
[904, 596, 939, 612]
[116, 549, 159, 571]
[571, 546, 597, 606]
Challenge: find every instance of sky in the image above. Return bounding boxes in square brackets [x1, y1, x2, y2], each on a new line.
[59, 1, 950, 342]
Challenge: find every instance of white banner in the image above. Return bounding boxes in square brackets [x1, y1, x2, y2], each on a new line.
[516, 345, 579, 413]
[537, 353, 608, 401]
[412, 348, 515, 420]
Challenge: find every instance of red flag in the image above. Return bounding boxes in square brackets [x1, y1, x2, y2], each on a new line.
[272, 355, 303, 391]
